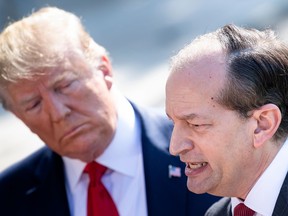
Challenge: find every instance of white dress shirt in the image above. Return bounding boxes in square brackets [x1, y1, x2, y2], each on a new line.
[231, 139, 288, 216]
[63, 90, 147, 216]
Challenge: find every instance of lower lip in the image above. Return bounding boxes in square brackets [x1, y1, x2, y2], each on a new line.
[62, 124, 88, 141]
[185, 163, 208, 177]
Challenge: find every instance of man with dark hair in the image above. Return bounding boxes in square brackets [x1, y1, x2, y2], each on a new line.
[166, 24, 288, 216]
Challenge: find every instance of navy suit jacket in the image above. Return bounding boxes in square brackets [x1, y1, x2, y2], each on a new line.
[205, 172, 288, 216]
[0, 103, 220, 216]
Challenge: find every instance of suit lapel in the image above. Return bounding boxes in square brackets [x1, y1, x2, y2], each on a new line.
[142, 139, 188, 216]
[132, 104, 189, 215]
[24, 148, 71, 216]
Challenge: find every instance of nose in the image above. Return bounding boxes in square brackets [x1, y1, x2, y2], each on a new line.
[44, 94, 71, 122]
[169, 125, 194, 156]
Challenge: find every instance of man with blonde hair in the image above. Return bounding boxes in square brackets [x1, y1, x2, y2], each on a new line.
[0, 6, 219, 216]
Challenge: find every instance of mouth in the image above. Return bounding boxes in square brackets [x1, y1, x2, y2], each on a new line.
[187, 162, 208, 169]
[184, 162, 208, 177]
[60, 123, 87, 142]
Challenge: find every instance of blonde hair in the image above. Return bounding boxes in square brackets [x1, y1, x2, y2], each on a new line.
[0, 7, 107, 84]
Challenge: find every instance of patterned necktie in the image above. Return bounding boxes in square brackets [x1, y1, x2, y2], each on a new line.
[234, 203, 255, 216]
[84, 161, 119, 216]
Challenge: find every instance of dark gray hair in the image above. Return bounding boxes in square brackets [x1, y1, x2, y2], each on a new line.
[216, 24, 288, 141]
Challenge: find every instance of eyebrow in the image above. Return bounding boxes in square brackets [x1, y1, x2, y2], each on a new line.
[19, 94, 40, 107]
[182, 113, 197, 119]
[179, 113, 208, 121]
[166, 112, 199, 120]
[48, 70, 75, 85]
[17, 75, 68, 107]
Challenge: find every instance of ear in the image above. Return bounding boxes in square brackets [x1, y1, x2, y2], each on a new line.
[98, 55, 113, 89]
[252, 104, 282, 148]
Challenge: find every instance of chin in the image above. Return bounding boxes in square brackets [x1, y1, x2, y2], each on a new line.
[187, 181, 210, 194]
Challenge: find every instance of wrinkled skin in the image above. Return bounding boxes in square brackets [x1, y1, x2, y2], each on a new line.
[4, 55, 117, 162]
[165, 40, 281, 199]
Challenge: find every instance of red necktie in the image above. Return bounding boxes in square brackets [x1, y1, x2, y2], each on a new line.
[234, 203, 255, 216]
[84, 161, 119, 216]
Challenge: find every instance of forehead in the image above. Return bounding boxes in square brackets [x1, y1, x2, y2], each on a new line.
[11, 53, 89, 83]
[3, 70, 70, 100]
[3, 60, 88, 96]
[166, 40, 227, 116]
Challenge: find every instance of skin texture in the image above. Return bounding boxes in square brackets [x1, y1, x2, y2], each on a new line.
[165, 39, 282, 199]
[4, 54, 118, 163]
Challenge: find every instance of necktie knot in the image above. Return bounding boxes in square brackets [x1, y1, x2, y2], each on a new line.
[84, 162, 107, 187]
[234, 203, 255, 216]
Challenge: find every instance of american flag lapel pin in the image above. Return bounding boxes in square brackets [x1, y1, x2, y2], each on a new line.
[168, 165, 181, 178]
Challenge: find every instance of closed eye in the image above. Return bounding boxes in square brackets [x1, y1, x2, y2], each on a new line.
[25, 100, 41, 112]
[55, 80, 78, 93]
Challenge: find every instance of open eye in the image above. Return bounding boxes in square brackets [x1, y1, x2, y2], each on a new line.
[188, 122, 201, 128]
[187, 121, 211, 132]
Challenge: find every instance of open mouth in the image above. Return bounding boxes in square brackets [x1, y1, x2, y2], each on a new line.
[187, 162, 208, 169]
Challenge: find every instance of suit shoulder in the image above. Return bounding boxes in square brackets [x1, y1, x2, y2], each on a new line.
[132, 103, 173, 136]
[205, 197, 231, 216]
[0, 147, 53, 187]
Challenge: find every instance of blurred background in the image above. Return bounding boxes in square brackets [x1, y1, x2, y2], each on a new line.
[1, 0, 288, 172]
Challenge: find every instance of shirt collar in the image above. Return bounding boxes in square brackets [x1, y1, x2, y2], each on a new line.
[63, 89, 141, 190]
[232, 139, 288, 216]
[96, 89, 141, 177]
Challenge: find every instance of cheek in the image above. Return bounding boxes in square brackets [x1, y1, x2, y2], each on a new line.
[20, 116, 45, 132]
[201, 125, 241, 158]
[210, 125, 253, 168]
[78, 85, 110, 109]
[22, 116, 54, 140]
[29, 122, 53, 141]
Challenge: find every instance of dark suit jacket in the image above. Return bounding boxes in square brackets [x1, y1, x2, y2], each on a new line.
[0, 103, 220, 216]
[205, 172, 288, 216]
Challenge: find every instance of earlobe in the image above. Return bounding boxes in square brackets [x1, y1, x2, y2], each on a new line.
[104, 75, 113, 89]
[253, 104, 282, 148]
